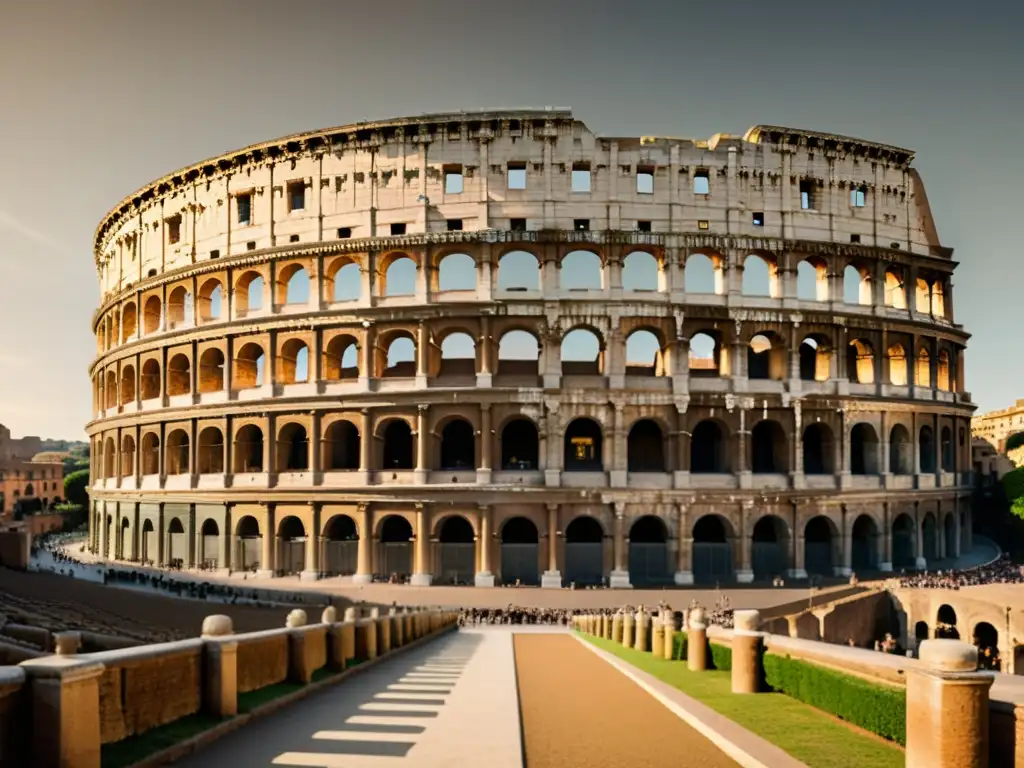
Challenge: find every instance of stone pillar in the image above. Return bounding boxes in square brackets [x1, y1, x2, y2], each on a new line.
[301, 504, 320, 582]
[674, 503, 694, 584]
[475, 504, 494, 587]
[906, 640, 994, 768]
[200, 615, 238, 717]
[415, 321, 429, 388]
[359, 410, 372, 471]
[353, 503, 372, 584]
[411, 504, 432, 586]
[414, 405, 429, 484]
[612, 610, 624, 644]
[687, 607, 708, 672]
[634, 609, 648, 652]
[20, 657, 105, 768]
[609, 502, 630, 588]
[662, 614, 675, 660]
[651, 613, 665, 657]
[542, 503, 562, 588]
[622, 610, 634, 648]
[477, 316, 492, 388]
[731, 610, 763, 694]
[257, 503, 275, 578]
[477, 404, 492, 484]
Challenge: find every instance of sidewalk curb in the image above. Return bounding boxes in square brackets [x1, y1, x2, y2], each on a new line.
[125, 624, 459, 768]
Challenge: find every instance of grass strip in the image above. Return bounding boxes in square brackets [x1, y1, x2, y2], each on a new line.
[100, 713, 224, 768]
[581, 634, 904, 768]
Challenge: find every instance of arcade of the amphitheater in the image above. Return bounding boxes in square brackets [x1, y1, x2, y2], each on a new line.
[86, 111, 974, 588]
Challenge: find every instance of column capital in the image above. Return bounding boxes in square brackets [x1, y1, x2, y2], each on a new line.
[417, 403, 429, 413]
[614, 501, 626, 518]
[546, 502, 559, 514]
[356, 501, 370, 514]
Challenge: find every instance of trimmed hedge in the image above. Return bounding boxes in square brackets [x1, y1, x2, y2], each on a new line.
[671, 631, 688, 660]
[763, 653, 906, 745]
[709, 642, 732, 671]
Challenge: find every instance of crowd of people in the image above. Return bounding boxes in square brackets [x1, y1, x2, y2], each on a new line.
[457, 606, 574, 626]
[891, 553, 1024, 590]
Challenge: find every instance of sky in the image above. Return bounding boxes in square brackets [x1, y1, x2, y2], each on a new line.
[0, 0, 1021, 440]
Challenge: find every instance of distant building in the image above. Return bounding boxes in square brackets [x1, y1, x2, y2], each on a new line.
[972, 399, 1024, 452]
[971, 437, 1017, 488]
[0, 425, 65, 517]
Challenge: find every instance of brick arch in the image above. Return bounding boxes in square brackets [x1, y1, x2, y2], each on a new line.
[431, 511, 479, 540]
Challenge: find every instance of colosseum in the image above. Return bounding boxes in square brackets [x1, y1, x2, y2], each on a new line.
[85, 108, 975, 589]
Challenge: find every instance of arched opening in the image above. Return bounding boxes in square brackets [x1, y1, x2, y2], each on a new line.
[892, 514, 916, 569]
[278, 338, 309, 384]
[628, 515, 670, 586]
[122, 303, 137, 339]
[887, 344, 908, 386]
[165, 430, 189, 475]
[625, 330, 663, 376]
[233, 343, 265, 389]
[889, 424, 912, 475]
[323, 421, 359, 470]
[751, 420, 788, 474]
[437, 253, 476, 291]
[884, 270, 907, 309]
[120, 435, 135, 477]
[941, 426, 954, 472]
[974, 623, 1000, 670]
[102, 437, 116, 479]
[120, 365, 136, 405]
[118, 516, 130, 557]
[804, 516, 836, 577]
[937, 350, 951, 391]
[501, 418, 539, 470]
[935, 605, 960, 640]
[796, 258, 828, 301]
[329, 262, 361, 302]
[439, 419, 475, 470]
[563, 418, 602, 472]
[381, 420, 414, 470]
[915, 621, 930, 643]
[104, 371, 117, 409]
[198, 279, 223, 322]
[322, 515, 358, 576]
[689, 332, 724, 376]
[847, 339, 875, 384]
[383, 256, 416, 297]
[198, 348, 225, 393]
[690, 420, 729, 473]
[141, 433, 160, 475]
[277, 516, 306, 575]
[850, 423, 879, 475]
[143, 295, 162, 334]
[323, 335, 359, 381]
[500, 516, 539, 585]
[563, 517, 604, 586]
[627, 420, 665, 472]
[235, 271, 264, 315]
[684, 253, 723, 294]
[197, 427, 224, 474]
[438, 332, 476, 378]
[141, 518, 155, 563]
[943, 513, 957, 559]
[276, 423, 309, 472]
[382, 335, 416, 378]
[922, 513, 938, 561]
[496, 250, 540, 291]
[166, 354, 191, 396]
[166, 517, 186, 564]
[497, 330, 539, 377]
[167, 287, 193, 328]
[742, 254, 777, 297]
[379, 515, 413, 578]
[851, 515, 879, 572]
[233, 424, 264, 473]
[920, 425, 936, 473]
[560, 328, 602, 375]
[915, 347, 931, 388]
[747, 333, 784, 380]
[437, 516, 475, 584]
[752, 515, 789, 581]
[799, 336, 831, 382]
[802, 423, 834, 475]
[622, 251, 659, 291]
[692, 515, 733, 584]
[199, 518, 219, 567]
[234, 515, 261, 571]
[844, 264, 872, 305]
[560, 250, 603, 290]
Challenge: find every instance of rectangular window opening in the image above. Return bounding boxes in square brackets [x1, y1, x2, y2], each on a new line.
[289, 234, 299, 243]
[573, 219, 590, 231]
[237, 193, 252, 226]
[637, 220, 652, 232]
[697, 219, 709, 230]
[752, 212, 764, 227]
[510, 218, 527, 231]
[507, 163, 526, 190]
[444, 165, 464, 194]
[446, 219, 463, 231]
[850, 234, 861, 243]
[337, 227, 352, 239]
[851, 186, 867, 207]
[799, 179, 815, 210]
[166, 215, 181, 244]
[246, 241, 257, 251]
[636, 167, 654, 195]
[571, 163, 591, 193]
[693, 170, 710, 195]
[287, 181, 305, 212]
[209, 249, 220, 259]
[390, 223, 407, 236]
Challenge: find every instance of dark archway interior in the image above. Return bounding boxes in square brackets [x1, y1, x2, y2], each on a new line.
[751, 421, 785, 473]
[501, 516, 538, 543]
[850, 424, 878, 475]
[439, 516, 474, 543]
[200, 518, 219, 536]
[915, 621, 929, 641]
[565, 516, 603, 543]
[279, 516, 305, 539]
[629, 515, 666, 543]
[167, 518, 185, 534]
[691, 421, 727, 473]
[627, 420, 665, 471]
[236, 515, 259, 537]
[747, 341, 770, 379]
[799, 342, 818, 381]
[892, 514, 916, 568]
[851, 514, 878, 571]
[920, 426, 936, 473]
[326, 422, 360, 470]
[804, 516, 834, 576]
[382, 420, 414, 469]
[564, 418, 603, 471]
[380, 515, 413, 542]
[501, 419, 539, 469]
[802, 423, 832, 474]
[693, 515, 728, 543]
[281, 426, 308, 471]
[440, 420, 475, 469]
[889, 425, 912, 474]
[324, 515, 357, 540]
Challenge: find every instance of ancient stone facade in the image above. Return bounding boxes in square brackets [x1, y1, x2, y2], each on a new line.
[0, 423, 64, 516]
[86, 110, 974, 588]
[972, 398, 1024, 453]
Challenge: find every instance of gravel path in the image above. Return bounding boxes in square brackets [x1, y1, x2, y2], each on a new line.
[513, 634, 739, 768]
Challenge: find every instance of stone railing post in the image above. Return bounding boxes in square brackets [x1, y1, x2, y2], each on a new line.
[662, 613, 675, 660]
[651, 611, 665, 657]
[687, 607, 707, 671]
[622, 609, 634, 648]
[612, 610, 623, 644]
[20, 657, 105, 768]
[53, 631, 82, 656]
[286, 610, 313, 684]
[906, 639, 994, 768]
[390, 607, 404, 648]
[731, 610, 763, 694]
[634, 608, 648, 652]
[201, 615, 237, 717]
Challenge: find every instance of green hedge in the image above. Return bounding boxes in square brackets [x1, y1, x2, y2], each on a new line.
[671, 630, 688, 660]
[709, 642, 732, 671]
[763, 653, 906, 745]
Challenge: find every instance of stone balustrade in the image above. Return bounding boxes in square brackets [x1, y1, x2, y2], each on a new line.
[0, 606, 458, 767]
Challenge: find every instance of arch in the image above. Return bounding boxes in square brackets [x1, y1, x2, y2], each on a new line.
[437, 515, 475, 584]
[751, 420, 788, 474]
[692, 514, 734, 583]
[198, 278, 223, 322]
[921, 512, 938, 561]
[120, 364, 136, 405]
[943, 512, 957, 558]
[930, 280, 946, 318]
[742, 253, 778, 297]
[197, 427, 224, 474]
[439, 419, 475, 470]
[278, 264, 310, 305]
[752, 515, 790, 580]
[799, 335, 831, 382]
[564, 418, 603, 471]
[560, 328, 602, 375]
[919, 425, 936, 473]
[122, 302, 137, 339]
[850, 423, 879, 475]
[915, 347, 931, 388]
[915, 621, 930, 642]
[437, 253, 476, 291]
[940, 426, 954, 472]
[887, 343, 908, 386]
[804, 515, 837, 577]
[802, 423, 834, 475]
[102, 436, 116, 479]
[892, 513, 916, 569]
[277, 515, 306, 575]
[889, 424, 913, 474]
[143, 295, 162, 334]
[383, 256, 416, 297]
[104, 370, 117, 409]
[278, 338, 309, 384]
[844, 263, 872, 305]
[851, 514, 879, 572]
[624, 329, 664, 376]
[684, 253, 723, 294]
[627, 419, 665, 472]
[379, 515, 413, 577]
[235, 271, 264, 315]
[796, 257, 828, 301]
[500, 516, 539, 585]
[323, 334, 359, 380]
[167, 286, 193, 328]
[915, 278, 931, 314]
[235, 515, 260, 537]
[937, 350, 951, 391]
[140, 432, 160, 475]
[563, 516, 604, 586]
[233, 342, 265, 389]
[884, 269, 907, 309]
[501, 418, 539, 470]
[622, 251, 659, 291]
[690, 419, 729, 473]
[165, 429, 189, 475]
[276, 423, 309, 472]
[166, 516, 186, 563]
[560, 250, 603, 290]
[140, 360, 161, 401]
[323, 513, 357, 540]
[233, 424, 264, 473]
[330, 261, 361, 302]
[629, 515, 671, 586]
[496, 250, 540, 291]
[935, 604, 960, 639]
[197, 348, 225, 393]
[974, 622, 1000, 671]
[120, 435, 136, 477]
[847, 339, 875, 384]
[747, 333, 785, 380]
[166, 354, 191, 396]
[497, 329, 539, 376]
[119, 517, 130, 559]
[323, 420, 360, 470]
[689, 331, 724, 376]
[234, 514, 260, 573]
[439, 331, 476, 377]
[381, 419, 414, 469]
[382, 335, 416, 377]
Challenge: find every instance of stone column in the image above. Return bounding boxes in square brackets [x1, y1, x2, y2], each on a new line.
[610, 502, 631, 588]
[687, 607, 708, 671]
[651, 613, 665, 657]
[674, 503, 694, 584]
[477, 316, 492, 388]
[353, 503, 372, 584]
[475, 504, 494, 587]
[257, 503, 275, 578]
[634, 609, 648, 652]
[622, 610, 634, 648]
[736, 501, 754, 583]
[906, 640, 994, 768]
[731, 610, 764, 694]
[414, 404, 429, 484]
[415, 321, 429, 389]
[612, 610, 624, 643]
[358, 325, 375, 389]
[301, 504, 319, 582]
[20, 657, 105, 767]
[477, 404, 492, 484]
[542, 503, 562, 588]
[200, 616, 238, 717]
[411, 504, 432, 586]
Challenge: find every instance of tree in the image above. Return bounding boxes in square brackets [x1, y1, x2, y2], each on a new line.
[64, 469, 90, 506]
[1006, 432, 1024, 453]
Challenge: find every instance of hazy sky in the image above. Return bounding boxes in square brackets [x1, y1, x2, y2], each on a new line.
[1, 0, 1021, 440]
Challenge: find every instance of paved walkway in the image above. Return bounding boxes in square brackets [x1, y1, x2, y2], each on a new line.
[175, 629, 524, 768]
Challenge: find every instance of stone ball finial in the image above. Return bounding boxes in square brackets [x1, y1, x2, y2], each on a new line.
[689, 606, 706, 628]
[201, 615, 233, 637]
[918, 639, 980, 673]
[53, 631, 81, 655]
[286, 609, 308, 628]
[733, 609, 760, 634]
[389, 606, 397, 616]
[369, 607, 380, 619]
[343, 607, 357, 622]
[321, 606, 338, 625]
